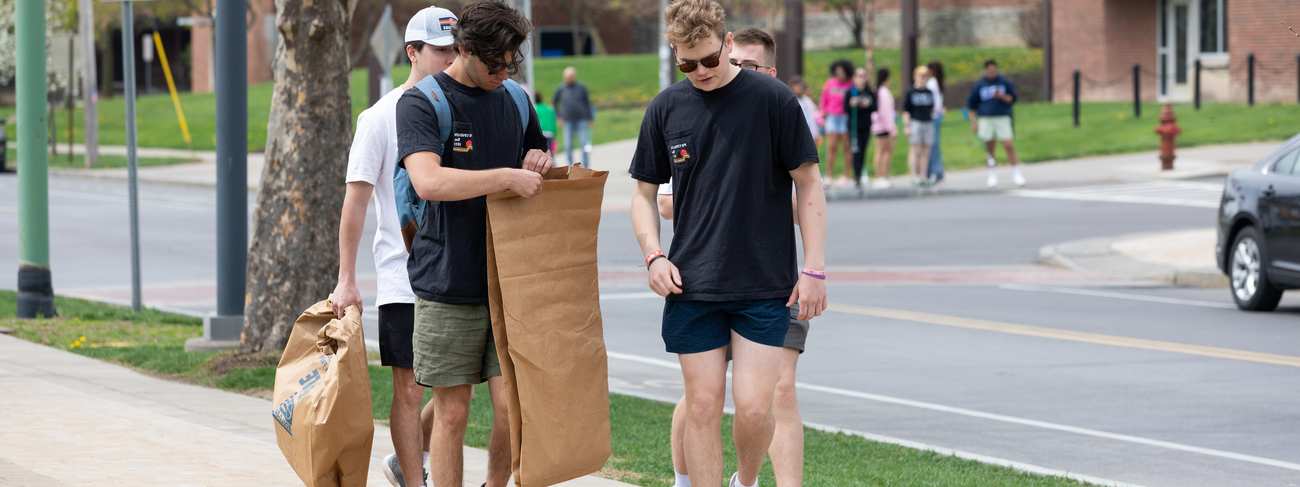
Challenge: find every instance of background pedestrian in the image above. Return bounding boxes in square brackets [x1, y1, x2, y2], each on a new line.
[534, 91, 557, 153]
[788, 75, 822, 148]
[966, 59, 1026, 187]
[554, 66, 594, 167]
[902, 66, 936, 186]
[846, 67, 876, 188]
[870, 67, 897, 189]
[820, 59, 855, 187]
[925, 60, 946, 184]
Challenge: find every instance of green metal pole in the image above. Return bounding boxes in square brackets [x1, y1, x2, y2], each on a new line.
[16, 0, 55, 318]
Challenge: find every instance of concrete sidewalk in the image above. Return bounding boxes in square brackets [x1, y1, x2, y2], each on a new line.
[1041, 228, 1228, 288]
[34, 139, 1275, 204]
[0, 332, 630, 487]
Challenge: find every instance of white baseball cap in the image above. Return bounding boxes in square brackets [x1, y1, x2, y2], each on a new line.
[405, 6, 458, 46]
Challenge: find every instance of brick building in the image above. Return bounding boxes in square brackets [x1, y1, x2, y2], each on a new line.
[1051, 0, 1300, 104]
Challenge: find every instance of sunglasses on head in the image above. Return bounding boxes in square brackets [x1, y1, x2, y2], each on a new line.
[673, 43, 725, 73]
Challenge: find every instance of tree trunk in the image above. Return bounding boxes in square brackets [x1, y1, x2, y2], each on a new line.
[99, 35, 114, 99]
[581, 9, 607, 56]
[570, 0, 585, 56]
[863, 0, 875, 74]
[241, 0, 353, 353]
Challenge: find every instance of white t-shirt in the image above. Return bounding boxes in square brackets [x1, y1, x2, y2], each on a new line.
[925, 77, 944, 116]
[346, 87, 416, 306]
[797, 94, 820, 139]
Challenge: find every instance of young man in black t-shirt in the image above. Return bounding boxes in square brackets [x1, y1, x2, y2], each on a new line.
[901, 65, 936, 186]
[629, 2, 828, 486]
[394, 2, 551, 486]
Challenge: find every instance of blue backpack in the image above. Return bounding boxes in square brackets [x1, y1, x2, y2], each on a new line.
[395, 75, 531, 253]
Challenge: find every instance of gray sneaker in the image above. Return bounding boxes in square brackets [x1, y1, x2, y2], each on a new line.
[382, 454, 406, 487]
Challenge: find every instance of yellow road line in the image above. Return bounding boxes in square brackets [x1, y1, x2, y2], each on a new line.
[828, 303, 1300, 368]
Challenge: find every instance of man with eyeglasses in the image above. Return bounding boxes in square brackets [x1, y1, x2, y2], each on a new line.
[395, 1, 552, 486]
[656, 26, 812, 487]
[629, 1, 827, 486]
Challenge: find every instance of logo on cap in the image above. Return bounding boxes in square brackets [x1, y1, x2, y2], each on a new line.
[439, 17, 456, 31]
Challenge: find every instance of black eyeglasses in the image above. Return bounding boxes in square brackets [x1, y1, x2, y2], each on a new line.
[673, 43, 725, 73]
[484, 56, 523, 76]
[730, 60, 771, 71]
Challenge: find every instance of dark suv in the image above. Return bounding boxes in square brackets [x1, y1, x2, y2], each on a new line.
[1218, 133, 1300, 311]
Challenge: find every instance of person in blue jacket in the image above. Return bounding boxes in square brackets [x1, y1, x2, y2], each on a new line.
[966, 59, 1026, 188]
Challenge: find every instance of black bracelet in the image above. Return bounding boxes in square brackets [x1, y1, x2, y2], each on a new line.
[646, 254, 667, 270]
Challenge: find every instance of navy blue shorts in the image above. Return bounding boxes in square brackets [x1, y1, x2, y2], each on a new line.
[662, 299, 791, 354]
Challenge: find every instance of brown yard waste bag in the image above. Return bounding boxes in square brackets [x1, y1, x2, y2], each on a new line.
[485, 165, 612, 486]
[271, 299, 374, 487]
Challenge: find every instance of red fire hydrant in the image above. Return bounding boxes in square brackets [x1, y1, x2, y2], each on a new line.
[1154, 103, 1182, 171]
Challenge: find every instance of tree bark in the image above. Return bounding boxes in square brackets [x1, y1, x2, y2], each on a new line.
[241, 0, 353, 353]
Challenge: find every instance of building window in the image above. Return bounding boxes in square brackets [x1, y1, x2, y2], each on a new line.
[1199, 0, 1227, 53]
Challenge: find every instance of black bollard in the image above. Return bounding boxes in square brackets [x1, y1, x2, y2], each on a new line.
[1073, 70, 1080, 127]
[1248, 52, 1255, 106]
[1133, 62, 1141, 118]
[1194, 59, 1202, 110]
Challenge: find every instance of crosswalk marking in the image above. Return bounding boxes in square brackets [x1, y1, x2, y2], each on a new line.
[1010, 181, 1224, 208]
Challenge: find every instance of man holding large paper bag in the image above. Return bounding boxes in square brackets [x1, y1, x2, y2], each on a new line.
[395, 2, 552, 486]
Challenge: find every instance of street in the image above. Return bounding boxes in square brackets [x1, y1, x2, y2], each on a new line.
[2, 168, 1298, 487]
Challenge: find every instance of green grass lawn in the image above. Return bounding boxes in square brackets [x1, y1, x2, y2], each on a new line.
[4, 148, 197, 169]
[0, 291, 1099, 486]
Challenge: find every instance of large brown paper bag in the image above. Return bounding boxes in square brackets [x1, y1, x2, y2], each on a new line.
[485, 165, 612, 486]
[271, 299, 374, 487]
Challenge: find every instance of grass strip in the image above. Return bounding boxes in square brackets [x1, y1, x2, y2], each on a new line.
[1, 291, 1096, 486]
[3, 148, 197, 169]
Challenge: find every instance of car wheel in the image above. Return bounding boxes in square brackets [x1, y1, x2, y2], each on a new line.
[1229, 226, 1283, 311]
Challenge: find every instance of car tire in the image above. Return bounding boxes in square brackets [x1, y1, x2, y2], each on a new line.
[1229, 226, 1284, 311]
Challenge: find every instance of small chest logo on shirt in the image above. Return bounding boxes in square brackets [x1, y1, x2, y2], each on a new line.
[673, 148, 691, 164]
[452, 132, 474, 153]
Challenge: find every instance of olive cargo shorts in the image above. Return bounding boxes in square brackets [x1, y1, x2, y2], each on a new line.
[412, 298, 501, 388]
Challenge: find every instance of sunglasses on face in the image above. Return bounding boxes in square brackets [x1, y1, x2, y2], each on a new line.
[673, 43, 725, 73]
[483, 56, 523, 76]
[730, 60, 771, 71]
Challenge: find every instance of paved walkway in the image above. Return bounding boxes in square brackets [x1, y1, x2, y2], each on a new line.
[26, 140, 1276, 207]
[1040, 228, 1227, 288]
[0, 332, 630, 487]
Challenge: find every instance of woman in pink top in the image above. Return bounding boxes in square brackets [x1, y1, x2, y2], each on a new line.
[870, 67, 898, 189]
[819, 59, 855, 187]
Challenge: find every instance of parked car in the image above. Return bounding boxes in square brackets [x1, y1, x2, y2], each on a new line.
[1218, 133, 1300, 311]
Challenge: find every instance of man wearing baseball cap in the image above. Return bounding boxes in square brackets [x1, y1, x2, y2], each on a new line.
[331, 5, 457, 487]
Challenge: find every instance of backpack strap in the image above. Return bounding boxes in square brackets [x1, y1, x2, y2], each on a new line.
[415, 75, 453, 150]
[501, 79, 532, 160]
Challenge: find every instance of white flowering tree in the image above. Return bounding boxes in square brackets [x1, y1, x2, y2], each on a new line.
[0, 0, 75, 95]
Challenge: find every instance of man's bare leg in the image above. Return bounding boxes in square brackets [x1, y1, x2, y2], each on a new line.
[768, 348, 803, 487]
[392, 367, 429, 486]
[486, 376, 512, 487]
[679, 347, 729, 487]
[730, 332, 783, 486]
[984, 140, 998, 163]
[671, 397, 689, 475]
[429, 384, 474, 487]
[421, 398, 435, 453]
[916, 146, 931, 182]
[1002, 140, 1020, 166]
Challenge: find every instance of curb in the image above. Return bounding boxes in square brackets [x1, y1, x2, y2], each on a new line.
[47, 167, 262, 191]
[825, 185, 1001, 202]
[1039, 233, 1228, 288]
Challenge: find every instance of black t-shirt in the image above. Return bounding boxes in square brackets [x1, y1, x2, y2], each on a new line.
[629, 69, 819, 302]
[843, 86, 877, 134]
[395, 72, 549, 304]
[902, 87, 936, 122]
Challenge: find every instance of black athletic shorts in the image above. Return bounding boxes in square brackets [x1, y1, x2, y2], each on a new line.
[378, 303, 416, 369]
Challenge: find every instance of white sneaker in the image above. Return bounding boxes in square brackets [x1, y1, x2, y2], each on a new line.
[382, 454, 404, 487]
[871, 178, 893, 189]
[1013, 172, 1027, 187]
[729, 472, 750, 487]
[986, 173, 998, 188]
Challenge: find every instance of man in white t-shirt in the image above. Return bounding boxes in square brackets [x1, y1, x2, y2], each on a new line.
[331, 6, 458, 487]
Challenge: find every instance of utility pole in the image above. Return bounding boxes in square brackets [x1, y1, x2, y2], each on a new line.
[776, 0, 804, 84]
[190, 0, 249, 350]
[658, 0, 670, 91]
[522, 0, 534, 96]
[16, 0, 55, 318]
[121, 0, 143, 313]
[80, 0, 99, 168]
[900, 0, 918, 91]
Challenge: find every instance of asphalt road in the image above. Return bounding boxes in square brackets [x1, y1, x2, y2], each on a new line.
[2, 172, 1297, 487]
